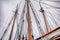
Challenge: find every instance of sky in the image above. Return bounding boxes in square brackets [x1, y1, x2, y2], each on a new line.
[0, 0, 19, 27]
[0, 0, 24, 40]
[0, 0, 60, 40]
[0, 0, 40, 39]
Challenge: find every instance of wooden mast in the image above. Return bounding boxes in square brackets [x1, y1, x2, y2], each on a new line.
[9, 5, 18, 40]
[9, 13, 17, 40]
[42, 9, 49, 32]
[39, 1, 49, 32]
[26, 0, 32, 40]
[39, 3, 49, 32]
[0, 14, 14, 40]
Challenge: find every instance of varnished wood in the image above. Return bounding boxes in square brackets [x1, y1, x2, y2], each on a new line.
[41, 27, 60, 38]
[26, 0, 32, 40]
[36, 27, 60, 40]
[0, 14, 15, 40]
[41, 8, 49, 32]
[9, 14, 17, 40]
[22, 35, 24, 40]
[39, 2, 49, 32]
[53, 36, 60, 40]
[9, 5, 18, 40]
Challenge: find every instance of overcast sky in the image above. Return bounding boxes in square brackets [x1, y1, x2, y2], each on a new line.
[0, 0, 60, 39]
[0, 0, 25, 40]
[0, 0, 40, 39]
[0, 0, 21, 27]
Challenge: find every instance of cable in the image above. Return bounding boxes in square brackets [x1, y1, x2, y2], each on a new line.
[0, 14, 15, 40]
[40, 1, 60, 9]
[41, 2, 58, 31]
[29, 0, 45, 35]
[42, 3, 58, 26]
[14, 3, 26, 40]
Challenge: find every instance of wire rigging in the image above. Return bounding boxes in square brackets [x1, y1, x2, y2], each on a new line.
[29, 1, 44, 35]
[9, 3, 19, 40]
[40, 1, 60, 9]
[42, 3, 58, 26]
[0, 12, 15, 40]
[39, 1, 49, 32]
[14, 3, 26, 40]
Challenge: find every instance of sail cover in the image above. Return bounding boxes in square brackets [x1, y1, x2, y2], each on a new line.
[0, 0, 60, 40]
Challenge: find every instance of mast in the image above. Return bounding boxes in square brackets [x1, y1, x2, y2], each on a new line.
[29, 1, 44, 34]
[39, 2, 49, 32]
[19, 4, 26, 40]
[26, 0, 32, 40]
[0, 14, 14, 40]
[41, 8, 49, 32]
[9, 5, 18, 40]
